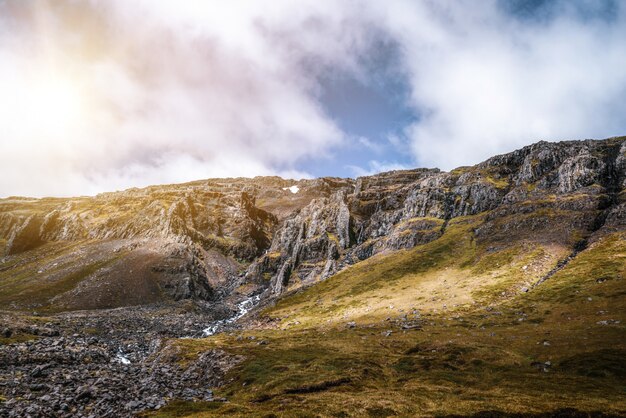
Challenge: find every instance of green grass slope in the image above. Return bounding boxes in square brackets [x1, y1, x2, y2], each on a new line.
[146, 216, 626, 417]
[0, 240, 174, 312]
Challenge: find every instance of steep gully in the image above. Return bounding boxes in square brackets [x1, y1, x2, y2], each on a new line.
[201, 141, 626, 328]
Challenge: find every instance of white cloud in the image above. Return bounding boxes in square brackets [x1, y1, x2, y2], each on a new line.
[378, 0, 626, 169]
[1, 1, 625, 196]
[0, 1, 356, 197]
[348, 160, 411, 177]
[356, 136, 385, 154]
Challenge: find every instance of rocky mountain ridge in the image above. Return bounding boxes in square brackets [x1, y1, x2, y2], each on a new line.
[1, 137, 625, 312]
[247, 137, 626, 297]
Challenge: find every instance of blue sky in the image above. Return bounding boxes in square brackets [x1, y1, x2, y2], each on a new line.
[0, 0, 625, 196]
[305, 0, 626, 178]
[303, 41, 417, 177]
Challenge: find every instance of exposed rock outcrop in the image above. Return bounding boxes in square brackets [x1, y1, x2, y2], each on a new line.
[1, 136, 624, 309]
[243, 137, 626, 295]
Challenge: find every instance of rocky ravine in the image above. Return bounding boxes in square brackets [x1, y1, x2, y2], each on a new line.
[1, 136, 625, 417]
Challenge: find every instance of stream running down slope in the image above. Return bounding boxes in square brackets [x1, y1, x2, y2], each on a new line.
[202, 294, 262, 337]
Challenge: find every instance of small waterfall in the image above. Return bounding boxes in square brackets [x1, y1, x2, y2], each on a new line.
[115, 349, 131, 365]
[202, 294, 261, 337]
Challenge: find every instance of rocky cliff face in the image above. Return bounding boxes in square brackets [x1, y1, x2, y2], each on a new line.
[1, 137, 624, 311]
[243, 137, 626, 296]
[0, 176, 350, 310]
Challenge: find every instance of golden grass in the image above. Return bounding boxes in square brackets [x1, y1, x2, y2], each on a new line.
[263, 216, 569, 329]
[146, 320, 625, 417]
[143, 228, 626, 417]
[0, 332, 39, 345]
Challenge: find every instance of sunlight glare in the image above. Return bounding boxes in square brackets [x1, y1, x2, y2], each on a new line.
[2, 71, 85, 141]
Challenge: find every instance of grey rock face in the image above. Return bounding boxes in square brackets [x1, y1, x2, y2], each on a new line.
[244, 137, 626, 295]
[1, 137, 624, 307]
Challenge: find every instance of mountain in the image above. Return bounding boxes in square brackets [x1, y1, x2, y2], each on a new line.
[0, 137, 625, 417]
[2, 137, 624, 311]
[0, 176, 349, 310]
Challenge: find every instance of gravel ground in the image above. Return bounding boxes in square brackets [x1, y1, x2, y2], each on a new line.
[0, 304, 243, 417]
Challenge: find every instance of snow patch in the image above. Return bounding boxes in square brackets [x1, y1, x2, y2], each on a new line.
[282, 185, 299, 194]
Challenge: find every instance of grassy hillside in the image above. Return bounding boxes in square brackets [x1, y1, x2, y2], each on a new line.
[0, 239, 183, 311]
[264, 214, 569, 326]
[144, 216, 626, 417]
